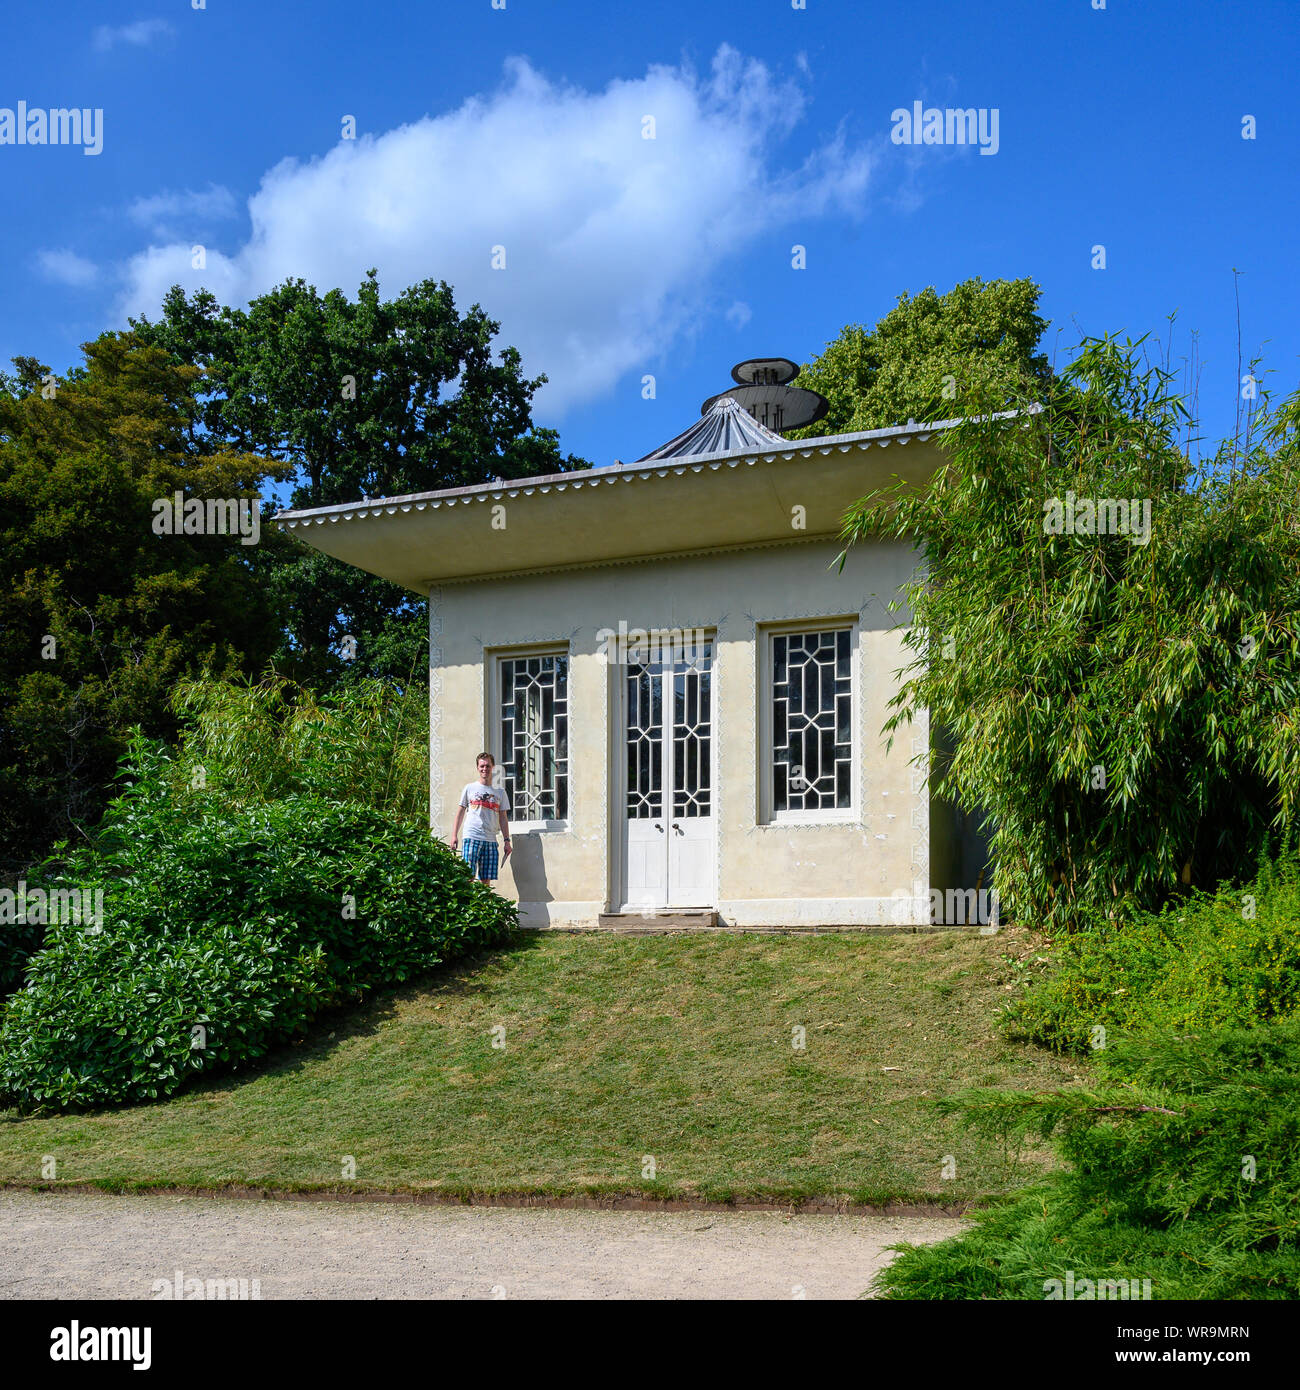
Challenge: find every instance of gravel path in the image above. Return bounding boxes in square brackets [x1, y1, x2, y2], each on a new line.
[0, 1191, 965, 1300]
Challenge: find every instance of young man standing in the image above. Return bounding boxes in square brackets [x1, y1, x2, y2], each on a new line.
[449, 752, 512, 885]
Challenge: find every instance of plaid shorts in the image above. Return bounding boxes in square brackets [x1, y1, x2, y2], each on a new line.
[461, 837, 499, 881]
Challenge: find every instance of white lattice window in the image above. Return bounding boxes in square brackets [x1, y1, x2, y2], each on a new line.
[498, 651, 569, 823]
[764, 623, 856, 820]
[625, 637, 712, 820]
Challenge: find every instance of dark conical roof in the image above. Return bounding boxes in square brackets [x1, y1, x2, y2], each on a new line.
[635, 395, 787, 462]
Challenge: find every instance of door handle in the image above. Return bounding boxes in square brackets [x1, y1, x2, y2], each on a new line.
[672, 823, 683, 835]
[654, 823, 664, 832]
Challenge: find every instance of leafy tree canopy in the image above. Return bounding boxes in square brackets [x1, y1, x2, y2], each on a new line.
[843, 335, 1300, 928]
[791, 276, 1055, 435]
[0, 333, 288, 868]
[131, 272, 587, 688]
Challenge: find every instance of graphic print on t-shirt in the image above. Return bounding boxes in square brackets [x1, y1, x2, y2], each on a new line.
[459, 781, 511, 842]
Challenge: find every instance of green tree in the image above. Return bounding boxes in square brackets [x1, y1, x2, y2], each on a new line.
[878, 1017, 1300, 1300]
[0, 333, 288, 869]
[791, 277, 1054, 435]
[131, 271, 586, 687]
[842, 336, 1300, 928]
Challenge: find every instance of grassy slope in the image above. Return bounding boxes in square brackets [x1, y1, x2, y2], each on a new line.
[0, 930, 1082, 1204]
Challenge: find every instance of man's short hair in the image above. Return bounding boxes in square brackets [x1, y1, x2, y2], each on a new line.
[476, 751, 496, 766]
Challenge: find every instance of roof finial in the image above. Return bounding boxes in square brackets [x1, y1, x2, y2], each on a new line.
[634, 356, 829, 462]
[699, 357, 828, 435]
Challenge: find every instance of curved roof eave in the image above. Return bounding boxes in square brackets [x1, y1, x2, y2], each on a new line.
[271, 407, 1034, 592]
[273, 408, 1029, 529]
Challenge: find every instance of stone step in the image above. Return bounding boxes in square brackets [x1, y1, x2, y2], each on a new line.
[596, 910, 719, 931]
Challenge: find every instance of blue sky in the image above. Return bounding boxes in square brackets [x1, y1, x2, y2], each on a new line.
[3, 0, 1296, 470]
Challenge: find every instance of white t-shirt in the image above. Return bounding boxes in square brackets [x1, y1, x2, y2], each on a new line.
[459, 782, 510, 842]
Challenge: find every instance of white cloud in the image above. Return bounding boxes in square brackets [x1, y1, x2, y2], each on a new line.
[93, 19, 173, 52]
[128, 184, 238, 237]
[116, 46, 873, 416]
[37, 249, 98, 287]
[725, 300, 753, 330]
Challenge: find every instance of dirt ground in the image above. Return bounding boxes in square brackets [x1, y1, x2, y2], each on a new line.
[0, 1190, 966, 1300]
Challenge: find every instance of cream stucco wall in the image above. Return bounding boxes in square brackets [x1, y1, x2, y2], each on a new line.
[430, 536, 940, 928]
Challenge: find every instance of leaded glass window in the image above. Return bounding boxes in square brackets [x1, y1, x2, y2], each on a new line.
[672, 642, 711, 817]
[500, 653, 568, 820]
[771, 629, 852, 813]
[626, 659, 664, 819]
[626, 639, 712, 819]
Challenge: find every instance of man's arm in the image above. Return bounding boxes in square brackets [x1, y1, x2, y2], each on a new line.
[499, 805, 512, 858]
[449, 804, 465, 848]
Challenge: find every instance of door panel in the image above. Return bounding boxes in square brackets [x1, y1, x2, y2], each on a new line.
[667, 642, 713, 906]
[624, 660, 667, 909]
[622, 638, 714, 910]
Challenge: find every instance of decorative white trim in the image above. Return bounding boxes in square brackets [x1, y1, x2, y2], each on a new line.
[275, 410, 1045, 535]
[272, 419, 976, 529]
[757, 813, 860, 828]
[483, 637, 577, 654]
[478, 628, 583, 649]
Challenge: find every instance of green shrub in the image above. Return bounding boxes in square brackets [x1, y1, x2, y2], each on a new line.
[0, 738, 514, 1111]
[0, 674, 429, 1002]
[1005, 854, 1300, 1053]
[167, 673, 428, 824]
[842, 341, 1300, 929]
[0, 918, 46, 1000]
[877, 1020, 1300, 1300]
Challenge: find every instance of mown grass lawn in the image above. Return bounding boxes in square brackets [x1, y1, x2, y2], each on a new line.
[0, 929, 1083, 1205]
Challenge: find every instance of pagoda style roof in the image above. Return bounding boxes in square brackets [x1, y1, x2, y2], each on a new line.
[636, 395, 786, 461]
[272, 413, 989, 592]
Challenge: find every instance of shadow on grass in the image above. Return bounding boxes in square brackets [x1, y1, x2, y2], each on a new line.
[0, 929, 543, 1125]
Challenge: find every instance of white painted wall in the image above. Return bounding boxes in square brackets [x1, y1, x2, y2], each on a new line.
[430, 536, 940, 927]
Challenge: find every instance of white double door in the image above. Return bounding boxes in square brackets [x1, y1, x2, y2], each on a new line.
[622, 640, 714, 910]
